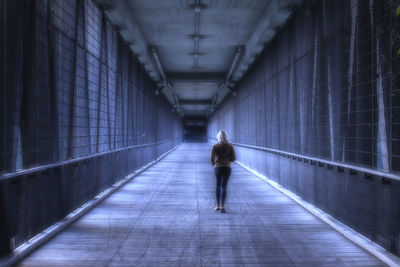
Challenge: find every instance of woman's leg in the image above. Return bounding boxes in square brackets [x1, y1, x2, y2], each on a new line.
[214, 167, 222, 205]
[220, 167, 231, 205]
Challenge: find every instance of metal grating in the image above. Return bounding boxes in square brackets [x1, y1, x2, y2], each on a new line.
[0, 0, 182, 175]
[209, 0, 400, 174]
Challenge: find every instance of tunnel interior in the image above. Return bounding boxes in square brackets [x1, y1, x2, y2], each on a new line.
[183, 117, 208, 142]
[1, 0, 400, 264]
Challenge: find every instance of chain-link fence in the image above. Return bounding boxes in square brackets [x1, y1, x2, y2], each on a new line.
[208, 0, 400, 256]
[0, 0, 182, 174]
[209, 0, 400, 173]
[0, 0, 182, 255]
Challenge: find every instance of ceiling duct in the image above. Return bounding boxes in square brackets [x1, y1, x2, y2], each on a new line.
[173, 93, 184, 116]
[226, 45, 245, 82]
[95, 0, 302, 118]
[207, 93, 219, 116]
[221, 45, 245, 96]
[151, 46, 166, 81]
[155, 81, 173, 95]
[150, 46, 173, 96]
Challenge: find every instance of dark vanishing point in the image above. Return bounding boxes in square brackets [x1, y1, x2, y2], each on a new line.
[1, 0, 400, 266]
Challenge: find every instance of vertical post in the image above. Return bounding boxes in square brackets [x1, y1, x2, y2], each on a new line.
[1, 0, 5, 173]
[113, 39, 119, 149]
[47, 0, 59, 162]
[370, 0, 389, 171]
[104, 18, 112, 150]
[375, 28, 390, 171]
[327, 55, 334, 160]
[0, 4, 10, 257]
[388, 0, 393, 172]
[345, 0, 358, 162]
[127, 54, 132, 145]
[121, 48, 125, 147]
[83, 0, 92, 154]
[68, 0, 81, 158]
[311, 22, 318, 129]
[96, 12, 104, 153]
[355, 2, 359, 166]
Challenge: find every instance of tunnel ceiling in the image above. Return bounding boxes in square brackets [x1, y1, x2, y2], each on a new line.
[95, 0, 301, 118]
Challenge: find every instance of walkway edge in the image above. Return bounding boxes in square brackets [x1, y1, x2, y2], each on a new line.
[0, 144, 180, 267]
[235, 161, 400, 267]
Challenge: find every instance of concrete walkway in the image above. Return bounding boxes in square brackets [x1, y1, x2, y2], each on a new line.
[19, 143, 384, 266]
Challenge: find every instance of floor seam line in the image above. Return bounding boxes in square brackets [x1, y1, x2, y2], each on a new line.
[105, 153, 178, 265]
[195, 151, 203, 267]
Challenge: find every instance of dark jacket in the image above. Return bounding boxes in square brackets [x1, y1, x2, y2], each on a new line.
[210, 142, 236, 168]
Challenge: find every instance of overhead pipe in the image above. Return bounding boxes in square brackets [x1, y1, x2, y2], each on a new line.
[207, 93, 219, 116]
[151, 46, 166, 81]
[211, 92, 218, 108]
[173, 92, 179, 105]
[155, 81, 173, 96]
[220, 45, 244, 96]
[151, 45, 173, 95]
[173, 93, 183, 116]
[226, 45, 244, 82]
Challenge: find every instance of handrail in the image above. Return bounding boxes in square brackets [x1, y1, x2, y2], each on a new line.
[0, 140, 170, 180]
[231, 142, 400, 182]
[209, 138, 400, 182]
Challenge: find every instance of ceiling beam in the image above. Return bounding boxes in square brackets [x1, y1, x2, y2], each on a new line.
[180, 99, 212, 105]
[166, 72, 226, 82]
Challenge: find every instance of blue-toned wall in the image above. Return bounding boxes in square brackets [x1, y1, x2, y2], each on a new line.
[0, 0, 182, 255]
[209, 0, 400, 256]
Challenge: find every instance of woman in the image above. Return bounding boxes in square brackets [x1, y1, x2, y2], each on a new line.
[210, 130, 236, 213]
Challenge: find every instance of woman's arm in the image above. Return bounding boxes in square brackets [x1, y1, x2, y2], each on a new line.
[230, 145, 236, 162]
[210, 146, 216, 166]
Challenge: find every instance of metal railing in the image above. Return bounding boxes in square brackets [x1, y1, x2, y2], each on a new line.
[231, 142, 400, 182]
[209, 138, 400, 182]
[0, 140, 170, 181]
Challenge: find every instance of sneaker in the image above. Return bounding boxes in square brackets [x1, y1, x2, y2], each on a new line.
[214, 205, 220, 211]
[220, 207, 226, 213]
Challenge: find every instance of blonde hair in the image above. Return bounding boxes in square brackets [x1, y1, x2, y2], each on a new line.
[217, 130, 229, 144]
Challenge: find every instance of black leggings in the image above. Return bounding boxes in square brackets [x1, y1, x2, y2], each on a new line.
[214, 167, 231, 205]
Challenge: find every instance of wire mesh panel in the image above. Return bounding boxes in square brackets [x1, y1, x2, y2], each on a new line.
[209, 0, 400, 174]
[0, 0, 182, 174]
[0, 0, 182, 255]
[208, 0, 400, 256]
